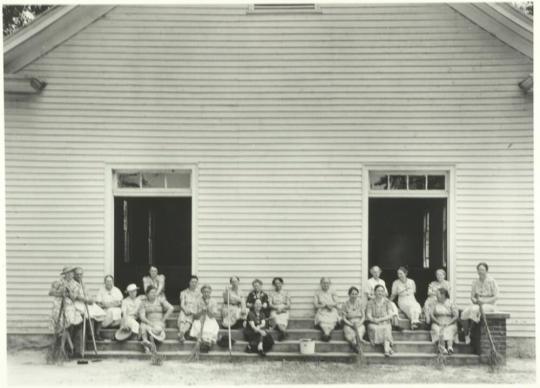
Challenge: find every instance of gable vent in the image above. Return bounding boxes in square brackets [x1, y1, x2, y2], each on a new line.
[249, 3, 321, 14]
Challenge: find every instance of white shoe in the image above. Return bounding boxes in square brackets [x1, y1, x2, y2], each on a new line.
[465, 335, 471, 345]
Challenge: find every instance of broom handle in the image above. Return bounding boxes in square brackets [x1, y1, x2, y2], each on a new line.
[479, 303, 497, 352]
[80, 280, 99, 356]
[227, 289, 232, 357]
[81, 315, 86, 358]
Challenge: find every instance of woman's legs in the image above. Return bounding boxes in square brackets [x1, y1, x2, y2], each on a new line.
[383, 340, 391, 356]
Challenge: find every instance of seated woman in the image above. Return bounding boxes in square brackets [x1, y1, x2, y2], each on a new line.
[177, 275, 201, 343]
[430, 288, 459, 355]
[423, 269, 450, 325]
[314, 277, 340, 342]
[364, 265, 401, 330]
[95, 275, 123, 340]
[244, 299, 275, 356]
[341, 286, 368, 353]
[268, 277, 291, 341]
[460, 262, 499, 344]
[390, 266, 422, 329]
[246, 279, 270, 317]
[139, 285, 174, 353]
[117, 283, 142, 341]
[221, 276, 246, 330]
[366, 285, 395, 357]
[142, 266, 167, 301]
[189, 284, 221, 351]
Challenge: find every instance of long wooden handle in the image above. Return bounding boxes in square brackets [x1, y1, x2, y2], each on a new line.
[80, 280, 99, 356]
[227, 290, 232, 357]
[479, 303, 497, 351]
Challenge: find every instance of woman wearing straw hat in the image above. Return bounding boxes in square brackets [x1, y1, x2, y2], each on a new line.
[139, 285, 174, 353]
[189, 284, 220, 351]
[115, 283, 142, 342]
[177, 275, 201, 343]
[48, 266, 83, 334]
[95, 275, 123, 340]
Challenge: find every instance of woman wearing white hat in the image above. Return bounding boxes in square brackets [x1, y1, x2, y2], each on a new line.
[139, 285, 174, 352]
[116, 283, 142, 341]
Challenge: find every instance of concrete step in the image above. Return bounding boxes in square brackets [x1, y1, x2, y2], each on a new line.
[100, 328, 433, 342]
[91, 339, 474, 354]
[93, 349, 479, 366]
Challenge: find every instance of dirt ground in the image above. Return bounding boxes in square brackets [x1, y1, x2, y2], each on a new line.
[6, 350, 536, 386]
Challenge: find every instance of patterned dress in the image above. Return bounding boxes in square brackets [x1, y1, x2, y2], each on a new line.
[49, 278, 83, 334]
[366, 298, 394, 345]
[178, 288, 201, 334]
[142, 274, 166, 301]
[190, 298, 221, 344]
[461, 276, 499, 323]
[341, 298, 366, 344]
[95, 286, 123, 327]
[121, 296, 142, 335]
[391, 278, 422, 324]
[246, 290, 270, 317]
[365, 277, 399, 317]
[430, 299, 459, 342]
[314, 289, 340, 332]
[268, 289, 291, 329]
[423, 280, 450, 324]
[139, 297, 173, 341]
[221, 286, 246, 328]
[71, 280, 106, 321]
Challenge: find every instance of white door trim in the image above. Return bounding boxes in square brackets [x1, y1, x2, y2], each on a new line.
[103, 164, 198, 278]
[362, 165, 456, 300]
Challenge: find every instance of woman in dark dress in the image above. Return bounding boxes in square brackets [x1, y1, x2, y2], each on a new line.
[243, 299, 274, 356]
[246, 279, 270, 317]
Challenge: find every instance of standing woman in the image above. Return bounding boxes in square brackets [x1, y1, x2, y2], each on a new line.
[221, 276, 247, 329]
[314, 277, 340, 342]
[177, 275, 201, 343]
[268, 277, 291, 341]
[246, 279, 270, 317]
[142, 266, 167, 301]
[460, 262, 499, 344]
[189, 285, 221, 351]
[244, 299, 275, 356]
[139, 285, 174, 353]
[48, 266, 83, 337]
[430, 288, 459, 355]
[366, 285, 395, 357]
[341, 286, 367, 353]
[423, 269, 450, 325]
[390, 266, 422, 329]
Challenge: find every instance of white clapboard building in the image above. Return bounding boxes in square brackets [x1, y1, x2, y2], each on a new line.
[4, 3, 533, 350]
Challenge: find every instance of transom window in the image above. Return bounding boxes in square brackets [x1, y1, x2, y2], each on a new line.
[370, 172, 447, 192]
[115, 171, 190, 189]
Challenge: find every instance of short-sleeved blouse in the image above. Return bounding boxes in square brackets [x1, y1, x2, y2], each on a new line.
[432, 299, 458, 318]
[471, 277, 498, 298]
[427, 280, 450, 296]
[366, 298, 393, 320]
[180, 288, 201, 314]
[122, 297, 142, 318]
[392, 278, 416, 297]
[143, 275, 166, 295]
[195, 297, 219, 317]
[269, 290, 290, 307]
[342, 298, 365, 320]
[314, 290, 338, 307]
[96, 286, 123, 307]
[223, 287, 244, 305]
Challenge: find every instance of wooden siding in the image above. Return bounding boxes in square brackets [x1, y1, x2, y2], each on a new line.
[4, 4, 533, 336]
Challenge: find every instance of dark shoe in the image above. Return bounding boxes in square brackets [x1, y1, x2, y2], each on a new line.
[258, 349, 266, 357]
[322, 334, 331, 342]
[392, 325, 404, 332]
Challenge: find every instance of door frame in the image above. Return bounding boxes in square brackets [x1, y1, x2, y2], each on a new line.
[362, 165, 456, 300]
[104, 164, 198, 278]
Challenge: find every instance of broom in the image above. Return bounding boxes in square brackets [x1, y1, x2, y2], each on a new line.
[188, 309, 207, 362]
[227, 289, 233, 361]
[434, 327, 447, 370]
[353, 323, 366, 365]
[149, 335, 163, 366]
[46, 296, 71, 365]
[479, 303, 503, 372]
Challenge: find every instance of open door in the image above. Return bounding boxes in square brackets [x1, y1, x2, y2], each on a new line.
[368, 198, 447, 305]
[114, 197, 191, 304]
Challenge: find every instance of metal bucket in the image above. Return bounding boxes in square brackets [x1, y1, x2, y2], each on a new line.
[299, 338, 315, 354]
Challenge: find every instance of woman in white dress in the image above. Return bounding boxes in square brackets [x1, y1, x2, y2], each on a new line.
[268, 277, 291, 341]
[314, 277, 340, 342]
[221, 276, 247, 329]
[95, 275, 123, 340]
[177, 275, 201, 342]
[460, 262, 499, 344]
[390, 266, 422, 329]
[423, 269, 451, 325]
[118, 283, 142, 340]
[190, 284, 221, 351]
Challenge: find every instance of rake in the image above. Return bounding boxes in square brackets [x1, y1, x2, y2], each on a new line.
[46, 296, 73, 365]
[353, 324, 366, 365]
[188, 312, 207, 362]
[479, 304, 503, 372]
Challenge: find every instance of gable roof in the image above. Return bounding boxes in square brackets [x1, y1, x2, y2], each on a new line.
[3, 3, 533, 74]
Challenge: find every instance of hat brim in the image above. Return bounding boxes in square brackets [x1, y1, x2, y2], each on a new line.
[148, 328, 166, 342]
[114, 327, 133, 342]
[125, 287, 140, 293]
[60, 266, 76, 275]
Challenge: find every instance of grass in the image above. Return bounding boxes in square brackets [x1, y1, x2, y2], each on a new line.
[7, 349, 536, 385]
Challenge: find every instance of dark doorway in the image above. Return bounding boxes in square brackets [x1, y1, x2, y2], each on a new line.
[368, 198, 447, 305]
[114, 197, 191, 304]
